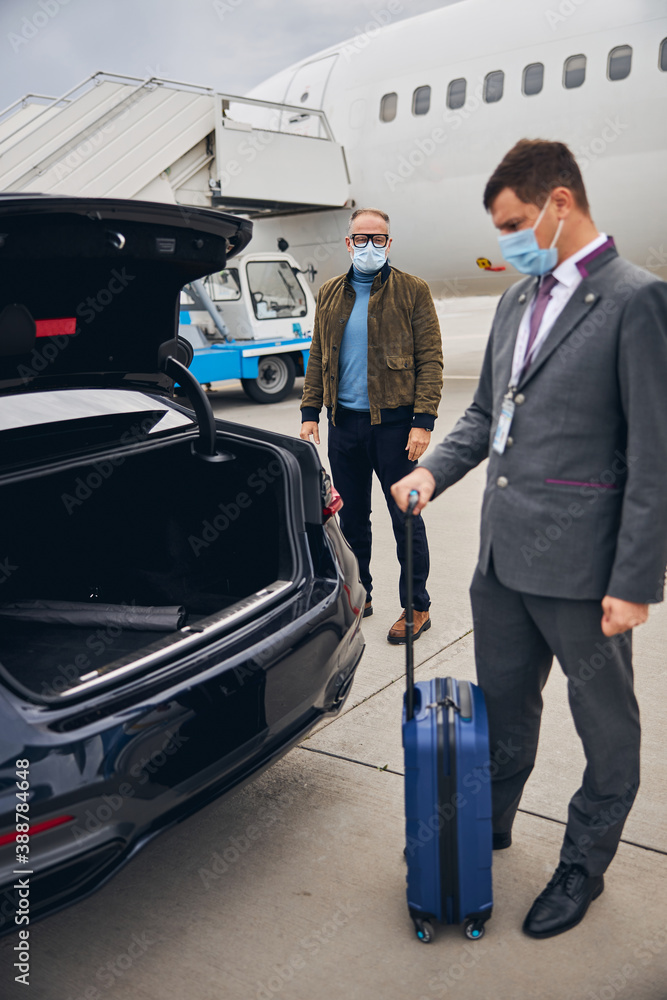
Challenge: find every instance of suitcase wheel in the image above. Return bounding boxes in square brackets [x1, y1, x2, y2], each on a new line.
[413, 918, 434, 944]
[464, 919, 485, 940]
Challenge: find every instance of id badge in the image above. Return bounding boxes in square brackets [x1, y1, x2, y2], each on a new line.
[492, 397, 515, 455]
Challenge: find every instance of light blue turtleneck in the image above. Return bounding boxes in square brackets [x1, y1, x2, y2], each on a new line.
[337, 265, 378, 410]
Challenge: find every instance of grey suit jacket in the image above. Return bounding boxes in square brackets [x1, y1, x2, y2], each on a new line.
[421, 245, 667, 603]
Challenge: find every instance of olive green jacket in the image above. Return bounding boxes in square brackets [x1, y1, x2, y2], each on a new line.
[300, 263, 443, 426]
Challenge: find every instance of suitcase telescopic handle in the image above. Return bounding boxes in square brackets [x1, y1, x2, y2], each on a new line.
[405, 490, 419, 721]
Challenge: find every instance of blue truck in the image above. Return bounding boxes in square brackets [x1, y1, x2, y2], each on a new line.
[179, 251, 316, 403]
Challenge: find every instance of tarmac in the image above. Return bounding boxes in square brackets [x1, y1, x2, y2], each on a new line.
[1, 295, 665, 1000]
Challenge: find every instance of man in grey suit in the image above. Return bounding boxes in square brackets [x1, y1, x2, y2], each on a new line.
[392, 139, 667, 939]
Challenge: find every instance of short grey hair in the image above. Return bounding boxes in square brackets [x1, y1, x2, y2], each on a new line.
[347, 207, 391, 235]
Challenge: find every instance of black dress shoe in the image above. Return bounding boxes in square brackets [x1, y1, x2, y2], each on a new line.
[492, 831, 512, 850]
[363, 600, 373, 618]
[523, 862, 604, 939]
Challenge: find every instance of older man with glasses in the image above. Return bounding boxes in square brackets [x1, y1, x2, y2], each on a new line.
[300, 208, 443, 642]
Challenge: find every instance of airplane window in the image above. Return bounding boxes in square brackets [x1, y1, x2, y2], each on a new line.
[484, 71, 504, 103]
[447, 78, 466, 109]
[660, 38, 667, 71]
[564, 54, 586, 89]
[380, 92, 398, 122]
[523, 63, 544, 96]
[412, 86, 431, 116]
[608, 45, 632, 81]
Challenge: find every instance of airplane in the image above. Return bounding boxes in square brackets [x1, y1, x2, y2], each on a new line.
[242, 0, 667, 295]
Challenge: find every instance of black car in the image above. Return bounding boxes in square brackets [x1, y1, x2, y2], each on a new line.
[0, 195, 365, 936]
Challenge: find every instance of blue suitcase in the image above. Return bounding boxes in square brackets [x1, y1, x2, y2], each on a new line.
[401, 493, 493, 943]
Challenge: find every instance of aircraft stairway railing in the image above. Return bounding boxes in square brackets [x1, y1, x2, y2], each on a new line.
[0, 71, 350, 212]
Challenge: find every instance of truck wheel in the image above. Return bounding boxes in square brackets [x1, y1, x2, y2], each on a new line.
[242, 354, 296, 404]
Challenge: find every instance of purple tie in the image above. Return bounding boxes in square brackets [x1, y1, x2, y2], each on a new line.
[525, 273, 558, 363]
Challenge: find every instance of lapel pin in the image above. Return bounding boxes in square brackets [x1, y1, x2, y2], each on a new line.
[518, 294, 527, 304]
[584, 293, 596, 304]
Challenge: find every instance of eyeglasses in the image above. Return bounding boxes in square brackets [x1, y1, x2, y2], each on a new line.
[349, 234, 390, 248]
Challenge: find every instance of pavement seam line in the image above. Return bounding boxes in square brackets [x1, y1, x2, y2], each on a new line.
[298, 747, 667, 858]
[297, 745, 402, 776]
[516, 807, 667, 857]
[301, 628, 474, 739]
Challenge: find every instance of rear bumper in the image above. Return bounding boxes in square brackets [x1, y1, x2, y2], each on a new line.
[0, 557, 365, 936]
[0, 649, 365, 936]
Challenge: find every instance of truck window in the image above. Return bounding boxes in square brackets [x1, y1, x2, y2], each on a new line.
[246, 261, 307, 320]
[203, 269, 241, 301]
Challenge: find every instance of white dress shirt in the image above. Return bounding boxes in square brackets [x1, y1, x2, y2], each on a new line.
[510, 232, 608, 387]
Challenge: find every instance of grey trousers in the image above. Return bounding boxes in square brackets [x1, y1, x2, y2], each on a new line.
[470, 562, 640, 877]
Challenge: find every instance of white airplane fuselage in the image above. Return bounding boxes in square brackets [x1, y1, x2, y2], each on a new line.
[246, 0, 667, 294]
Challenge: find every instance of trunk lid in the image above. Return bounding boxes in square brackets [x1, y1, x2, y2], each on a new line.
[0, 195, 252, 396]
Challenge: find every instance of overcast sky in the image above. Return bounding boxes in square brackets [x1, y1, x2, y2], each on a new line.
[0, 0, 459, 107]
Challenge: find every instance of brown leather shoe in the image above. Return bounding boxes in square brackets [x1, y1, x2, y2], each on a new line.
[387, 609, 431, 644]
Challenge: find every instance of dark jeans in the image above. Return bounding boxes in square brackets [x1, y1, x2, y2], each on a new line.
[470, 559, 640, 876]
[328, 407, 430, 611]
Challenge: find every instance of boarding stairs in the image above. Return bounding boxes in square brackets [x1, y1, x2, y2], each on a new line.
[0, 72, 350, 214]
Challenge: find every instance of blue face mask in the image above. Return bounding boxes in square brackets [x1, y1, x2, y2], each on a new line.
[497, 198, 563, 276]
[352, 240, 387, 274]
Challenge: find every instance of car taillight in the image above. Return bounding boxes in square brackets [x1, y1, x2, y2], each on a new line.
[323, 486, 343, 520]
[0, 815, 75, 846]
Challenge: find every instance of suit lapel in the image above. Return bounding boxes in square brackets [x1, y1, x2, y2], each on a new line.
[517, 288, 599, 388]
[517, 246, 619, 389]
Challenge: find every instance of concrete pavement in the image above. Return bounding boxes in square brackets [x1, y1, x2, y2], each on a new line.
[1, 297, 665, 1000]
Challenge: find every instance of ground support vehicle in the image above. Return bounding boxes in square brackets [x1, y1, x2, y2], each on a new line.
[180, 251, 316, 403]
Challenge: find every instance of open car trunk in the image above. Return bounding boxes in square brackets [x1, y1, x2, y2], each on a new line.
[0, 432, 294, 700]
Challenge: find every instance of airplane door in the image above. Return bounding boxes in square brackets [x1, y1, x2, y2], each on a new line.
[282, 55, 338, 136]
